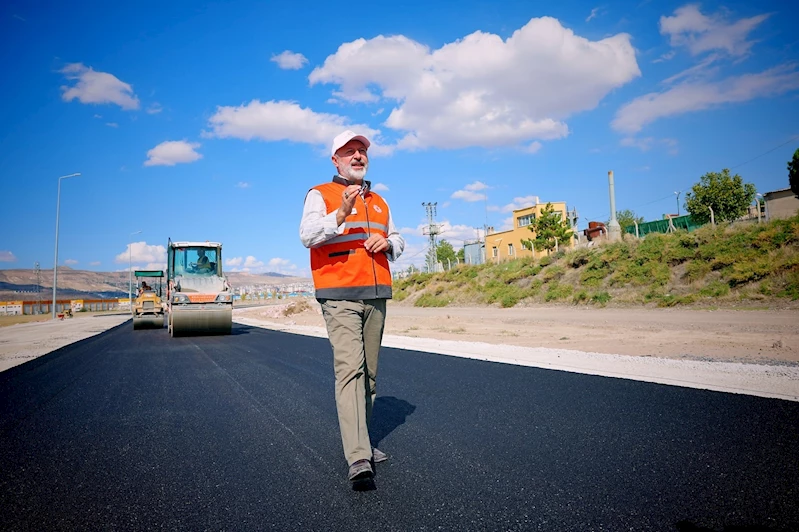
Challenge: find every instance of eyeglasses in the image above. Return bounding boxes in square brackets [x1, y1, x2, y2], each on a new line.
[337, 147, 368, 157]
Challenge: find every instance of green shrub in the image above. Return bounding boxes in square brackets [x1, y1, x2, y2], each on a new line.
[656, 293, 696, 307]
[591, 291, 611, 305]
[777, 269, 799, 300]
[415, 293, 451, 307]
[499, 292, 520, 308]
[542, 265, 565, 282]
[724, 256, 773, 286]
[545, 282, 573, 302]
[698, 280, 730, 298]
[567, 248, 592, 268]
[685, 260, 712, 282]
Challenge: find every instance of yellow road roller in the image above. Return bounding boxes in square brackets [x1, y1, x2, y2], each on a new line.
[166, 239, 233, 337]
[132, 270, 166, 330]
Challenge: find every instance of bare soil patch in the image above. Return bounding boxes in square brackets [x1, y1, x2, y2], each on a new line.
[237, 300, 799, 366]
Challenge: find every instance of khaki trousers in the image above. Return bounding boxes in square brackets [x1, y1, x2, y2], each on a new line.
[319, 298, 386, 465]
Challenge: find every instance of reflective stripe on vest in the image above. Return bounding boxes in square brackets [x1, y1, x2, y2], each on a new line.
[310, 182, 393, 300]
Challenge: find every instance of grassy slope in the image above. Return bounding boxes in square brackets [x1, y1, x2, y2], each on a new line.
[394, 215, 799, 309]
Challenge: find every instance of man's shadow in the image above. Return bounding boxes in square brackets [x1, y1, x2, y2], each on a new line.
[369, 396, 416, 448]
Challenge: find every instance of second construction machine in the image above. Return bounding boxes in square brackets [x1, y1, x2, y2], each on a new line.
[132, 269, 166, 330]
[166, 239, 233, 337]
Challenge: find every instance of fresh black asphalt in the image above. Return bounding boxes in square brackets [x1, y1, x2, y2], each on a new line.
[1, 320, 798, 531]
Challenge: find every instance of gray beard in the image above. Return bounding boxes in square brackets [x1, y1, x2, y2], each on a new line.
[341, 160, 368, 181]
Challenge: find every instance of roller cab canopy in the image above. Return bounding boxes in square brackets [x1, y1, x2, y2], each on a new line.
[134, 270, 164, 278]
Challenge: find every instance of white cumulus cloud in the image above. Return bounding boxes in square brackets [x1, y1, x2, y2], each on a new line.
[500, 196, 541, 213]
[465, 181, 489, 191]
[266, 258, 298, 274]
[205, 100, 386, 153]
[64, 259, 78, 265]
[612, 64, 799, 134]
[0, 251, 17, 262]
[372, 183, 389, 192]
[115, 242, 167, 264]
[225, 257, 243, 267]
[452, 181, 490, 202]
[271, 50, 309, 70]
[437, 222, 485, 242]
[244, 256, 265, 269]
[309, 17, 640, 150]
[452, 189, 487, 202]
[60, 63, 140, 110]
[659, 4, 770, 57]
[144, 140, 203, 167]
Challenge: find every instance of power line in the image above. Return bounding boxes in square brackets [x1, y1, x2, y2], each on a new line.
[730, 134, 799, 169]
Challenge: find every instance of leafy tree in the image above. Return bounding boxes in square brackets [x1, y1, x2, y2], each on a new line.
[789, 148, 799, 198]
[684, 169, 755, 224]
[456, 248, 465, 263]
[613, 209, 645, 230]
[435, 240, 457, 269]
[526, 202, 574, 254]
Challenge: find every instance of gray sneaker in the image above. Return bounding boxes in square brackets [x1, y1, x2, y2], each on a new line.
[348, 459, 373, 481]
[372, 447, 388, 463]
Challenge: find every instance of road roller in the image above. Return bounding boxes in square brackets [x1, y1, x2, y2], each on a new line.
[166, 239, 233, 337]
[132, 270, 166, 330]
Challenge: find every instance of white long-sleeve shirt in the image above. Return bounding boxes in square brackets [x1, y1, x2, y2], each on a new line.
[299, 188, 405, 262]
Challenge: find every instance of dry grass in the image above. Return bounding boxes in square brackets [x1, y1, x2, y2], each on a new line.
[282, 299, 313, 316]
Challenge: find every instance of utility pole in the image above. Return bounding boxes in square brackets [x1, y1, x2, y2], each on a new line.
[422, 202, 440, 273]
[568, 207, 579, 244]
[34, 261, 41, 314]
[674, 191, 681, 216]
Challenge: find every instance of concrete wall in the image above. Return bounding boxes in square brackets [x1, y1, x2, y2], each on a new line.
[764, 189, 799, 220]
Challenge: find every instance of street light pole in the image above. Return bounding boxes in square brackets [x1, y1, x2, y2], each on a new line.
[129, 230, 142, 305]
[52, 173, 80, 319]
[674, 191, 681, 217]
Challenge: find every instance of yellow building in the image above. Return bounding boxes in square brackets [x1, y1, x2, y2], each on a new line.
[486, 201, 573, 262]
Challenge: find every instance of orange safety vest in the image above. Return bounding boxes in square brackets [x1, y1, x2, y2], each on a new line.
[309, 178, 393, 300]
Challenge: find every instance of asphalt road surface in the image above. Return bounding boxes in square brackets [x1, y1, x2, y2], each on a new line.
[1, 321, 798, 531]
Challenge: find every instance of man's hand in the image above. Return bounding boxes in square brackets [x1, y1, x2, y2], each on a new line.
[364, 234, 391, 254]
[336, 185, 363, 226]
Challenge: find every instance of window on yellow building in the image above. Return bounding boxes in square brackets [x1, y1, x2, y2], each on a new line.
[492, 247, 498, 258]
[517, 214, 535, 227]
[508, 243, 514, 255]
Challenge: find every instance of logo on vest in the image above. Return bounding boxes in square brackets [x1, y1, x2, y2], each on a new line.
[373, 205, 383, 213]
[351, 208, 358, 214]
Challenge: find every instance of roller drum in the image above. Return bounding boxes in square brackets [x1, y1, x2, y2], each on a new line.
[170, 305, 232, 337]
[133, 314, 165, 330]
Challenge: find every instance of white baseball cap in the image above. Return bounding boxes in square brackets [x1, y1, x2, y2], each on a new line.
[331, 130, 371, 157]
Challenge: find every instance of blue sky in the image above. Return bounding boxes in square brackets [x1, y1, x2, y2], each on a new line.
[1, 0, 797, 276]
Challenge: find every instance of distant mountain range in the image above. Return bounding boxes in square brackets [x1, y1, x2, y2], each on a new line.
[0, 267, 310, 301]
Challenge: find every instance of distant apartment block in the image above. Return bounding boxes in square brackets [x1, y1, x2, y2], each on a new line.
[485, 200, 574, 263]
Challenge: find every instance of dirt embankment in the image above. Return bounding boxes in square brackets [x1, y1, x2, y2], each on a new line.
[236, 300, 799, 366]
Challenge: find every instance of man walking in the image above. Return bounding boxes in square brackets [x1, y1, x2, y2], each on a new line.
[299, 130, 404, 484]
